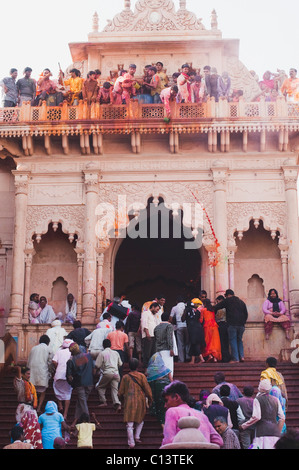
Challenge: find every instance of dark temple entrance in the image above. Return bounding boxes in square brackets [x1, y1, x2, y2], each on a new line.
[114, 199, 202, 312]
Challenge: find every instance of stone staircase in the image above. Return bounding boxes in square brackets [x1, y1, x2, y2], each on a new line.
[0, 361, 298, 450]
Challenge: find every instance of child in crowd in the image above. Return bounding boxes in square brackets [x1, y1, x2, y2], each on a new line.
[71, 412, 102, 449]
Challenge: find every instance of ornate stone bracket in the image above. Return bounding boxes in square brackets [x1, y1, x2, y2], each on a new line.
[227, 202, 287, 248]
[25, 206, 85, 249]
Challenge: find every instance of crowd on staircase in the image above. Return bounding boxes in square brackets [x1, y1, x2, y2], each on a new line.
[2, 289, 298, 450]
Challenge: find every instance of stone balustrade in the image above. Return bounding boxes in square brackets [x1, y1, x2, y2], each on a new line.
[0, 96, 298, 125]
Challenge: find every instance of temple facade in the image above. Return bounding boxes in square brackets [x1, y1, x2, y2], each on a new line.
[0, 0, 299, 362]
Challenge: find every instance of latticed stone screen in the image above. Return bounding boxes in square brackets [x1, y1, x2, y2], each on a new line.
[0, 108, 20, 123]
[141, 105, 165, 119]
[244, 104, 260, 118]
[229, 104, 239, 118]
[266, 103, 276, 117]
[47, 107, 62, 121]
[179, 104, 206, 119]
[288, 103, 299, 118]
[31, 108, 41, 121]
[101, 106, 128, 120]
[68, 107, 78, 120]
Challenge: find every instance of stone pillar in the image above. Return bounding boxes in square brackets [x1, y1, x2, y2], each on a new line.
[283, 166, 299, 317]
[82, 170, 100, 324]
[8, 172, 30, 326]
[279, 248, 289, 304]
[75, 248, 84, 322]
[228, 248, 237, 292]
[23, 249, 35, 323]
[96, 250, 105, 322]
[207, 251, 216, 303]
[212, 168, 229, 296]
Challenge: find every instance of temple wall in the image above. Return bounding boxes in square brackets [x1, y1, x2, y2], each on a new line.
[0, 160, 15, 336]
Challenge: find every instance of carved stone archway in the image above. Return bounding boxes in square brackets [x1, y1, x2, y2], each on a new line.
[96, 187, 215, 302]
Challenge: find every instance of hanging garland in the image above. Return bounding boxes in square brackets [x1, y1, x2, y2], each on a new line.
[188, 188, 221, 268]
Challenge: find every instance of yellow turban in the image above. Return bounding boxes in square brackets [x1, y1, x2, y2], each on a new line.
[192, 298, 203, 306]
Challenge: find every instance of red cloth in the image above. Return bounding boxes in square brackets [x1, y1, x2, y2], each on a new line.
[21, 410, 43, 449]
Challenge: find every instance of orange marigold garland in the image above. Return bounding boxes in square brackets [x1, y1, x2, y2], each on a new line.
[188, 188, 221, 268]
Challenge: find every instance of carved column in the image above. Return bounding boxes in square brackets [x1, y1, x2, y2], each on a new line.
[212, 168, 229, 296]
[279, 247, 289, 304]
[228, 248, 237, 292]
[283, 166, 299, 317]
[207, 251, 216, 303]
[75, 248, 84, 322]
[82, 170, 100, 324]
[8, 172, 30, 326]
[96, 250, 105, 322]
[23, 249, 35, 323]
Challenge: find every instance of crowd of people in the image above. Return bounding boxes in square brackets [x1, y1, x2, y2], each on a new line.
[1, 63, 298, 118]
[3, 286, 297, 450]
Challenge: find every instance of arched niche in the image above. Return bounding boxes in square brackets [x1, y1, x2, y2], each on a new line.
[247, 274, 266, 321]
[234, 220, 282, 318]
[247, 274, 265, 299]
[30, 224, 77, 315]
[51, 276, 68, 316]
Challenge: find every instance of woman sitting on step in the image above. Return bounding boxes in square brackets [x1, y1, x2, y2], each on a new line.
[262, 289, 291, 340]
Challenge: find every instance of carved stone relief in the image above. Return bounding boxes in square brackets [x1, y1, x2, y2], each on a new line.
[98, 181, 214, 232]
[103, 0, 206, 32]
[225, 57, 262, 102]
[227, 202, 287, 247]
[28, 184, 83, 206]
[25, 206, 85, 248]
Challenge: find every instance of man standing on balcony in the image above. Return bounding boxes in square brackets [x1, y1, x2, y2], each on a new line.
[82, 71, 99, 105]
[143, 66, 161, 104]
[160, 85, 178, 117]
[34, 69, 59, 106]
[17, 67, 36, 106]
[281, 68, 299, 102]
[59, 68, 82, 106]
[0, 68, 18, 107]
[177, 64, 192, 103]
[156, 62, 169, 94]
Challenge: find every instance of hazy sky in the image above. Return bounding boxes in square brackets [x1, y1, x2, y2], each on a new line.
[0, 0, 298, 80]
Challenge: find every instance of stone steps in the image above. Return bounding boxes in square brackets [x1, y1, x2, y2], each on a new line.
[0, 361, 298, 449]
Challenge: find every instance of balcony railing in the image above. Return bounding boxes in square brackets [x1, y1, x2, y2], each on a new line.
[0, 97, 298, 124]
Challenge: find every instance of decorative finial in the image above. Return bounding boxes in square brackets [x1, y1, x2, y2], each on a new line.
[211, 9, 218, 30]
[124, 0, 131, 10]
[92, 12, 99, 33]
[179, 0, 187, 9]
